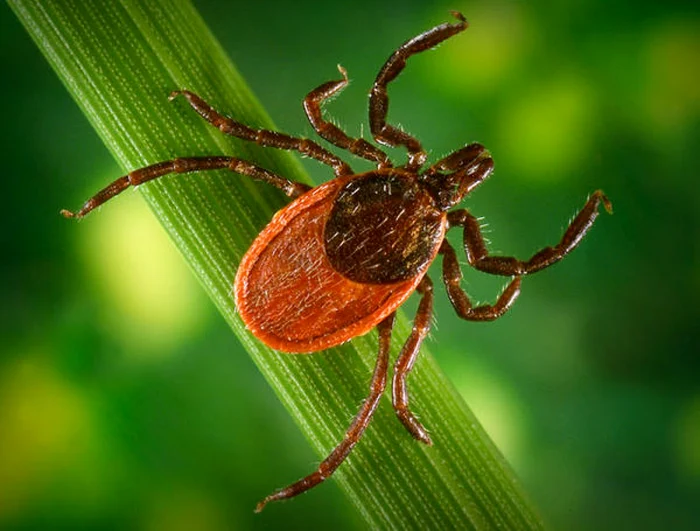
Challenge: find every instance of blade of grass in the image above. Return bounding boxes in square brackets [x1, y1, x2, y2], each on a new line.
[11, 0, 543, 528]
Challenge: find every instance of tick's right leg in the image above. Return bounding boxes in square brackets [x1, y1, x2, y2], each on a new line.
[440, 239, 522, 321]
[392, 275, 434, 445]
[446, 191, 612, 276]
[255, 313, 395, 513]
[61, 156, 311, 219]
[170, 90, 353, 176]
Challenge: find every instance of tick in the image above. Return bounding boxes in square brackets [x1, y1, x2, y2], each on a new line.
[62, 12, 612, 512]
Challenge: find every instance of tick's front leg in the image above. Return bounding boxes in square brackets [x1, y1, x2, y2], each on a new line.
[304, 65, 390, 167]
[447, 191, 612, 276]
[370, 12, 468, 170]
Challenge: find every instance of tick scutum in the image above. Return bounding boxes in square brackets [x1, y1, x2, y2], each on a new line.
[324, 171, 446, 284]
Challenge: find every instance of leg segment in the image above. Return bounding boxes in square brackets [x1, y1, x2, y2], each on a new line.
[447, 191, 613, 276]
[170, 90, 353, 177]
[61, 156, 311, 219]
[392, 275, 434, 446]
[440, 239, 522, 321]
[304, 65, 390, 167]
[369, 12, 468, 169]
[255, 313, 396, 513]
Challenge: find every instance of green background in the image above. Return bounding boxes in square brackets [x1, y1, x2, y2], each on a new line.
[1, 0, 698, 529]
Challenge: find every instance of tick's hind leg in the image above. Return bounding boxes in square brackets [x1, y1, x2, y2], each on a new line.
[392, 275, 434, 445]
[61, 156, 311, 219]
[304, 66, 390, 167]
[447, 191, 613, 276]
[440, 239, 522, 321]
[170, 90, 352, 176]
[370, 12, 468, 169]
[255, 313, 395, 513]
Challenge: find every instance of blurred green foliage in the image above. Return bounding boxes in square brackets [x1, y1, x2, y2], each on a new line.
[1, 0, 698, 530]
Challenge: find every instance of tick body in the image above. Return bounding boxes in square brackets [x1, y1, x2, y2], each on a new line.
[235, 168, 446, 353]
[63, 12, 612, 512]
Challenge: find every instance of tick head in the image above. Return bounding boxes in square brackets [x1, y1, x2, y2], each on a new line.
[420, 143, 494, 211]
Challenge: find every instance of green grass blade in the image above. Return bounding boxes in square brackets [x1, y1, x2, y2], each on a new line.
[10, 0, 543, 528]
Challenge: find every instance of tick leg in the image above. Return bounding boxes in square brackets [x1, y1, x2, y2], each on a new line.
[255, 313, 395, 513]
[447, 191, 613, 276]
[440, 239, 522, 321]
[304, 65, 390, 167]
[392, 275, 434, 445]
[370, 12, 468, 170]
[61, 156, 311, 219]
[170, 90, 353, 176]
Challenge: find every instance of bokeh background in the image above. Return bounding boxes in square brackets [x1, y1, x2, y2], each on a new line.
[1, 0, 698, 529]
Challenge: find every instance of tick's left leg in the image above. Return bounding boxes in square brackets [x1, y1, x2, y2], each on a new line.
[370, 12, 468, 170]
[392, 275, 434, 446]
[304, 66, 390, 167]
[61, 156, 311, 219]
[447, 191, 613, 276]
[170, 91, 353, 176]
[255, 313, 395, 513]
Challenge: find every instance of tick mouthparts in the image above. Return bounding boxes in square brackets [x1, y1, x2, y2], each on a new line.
[601, 193, 614, 214]
[474, 146, 492, 162]
[462, 148, 493, 175]
[449, 11, 468, 26]
[60, 209, 77, 219]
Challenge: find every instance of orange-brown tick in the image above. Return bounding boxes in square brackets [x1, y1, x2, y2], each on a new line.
[62, 12, 612, 511]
